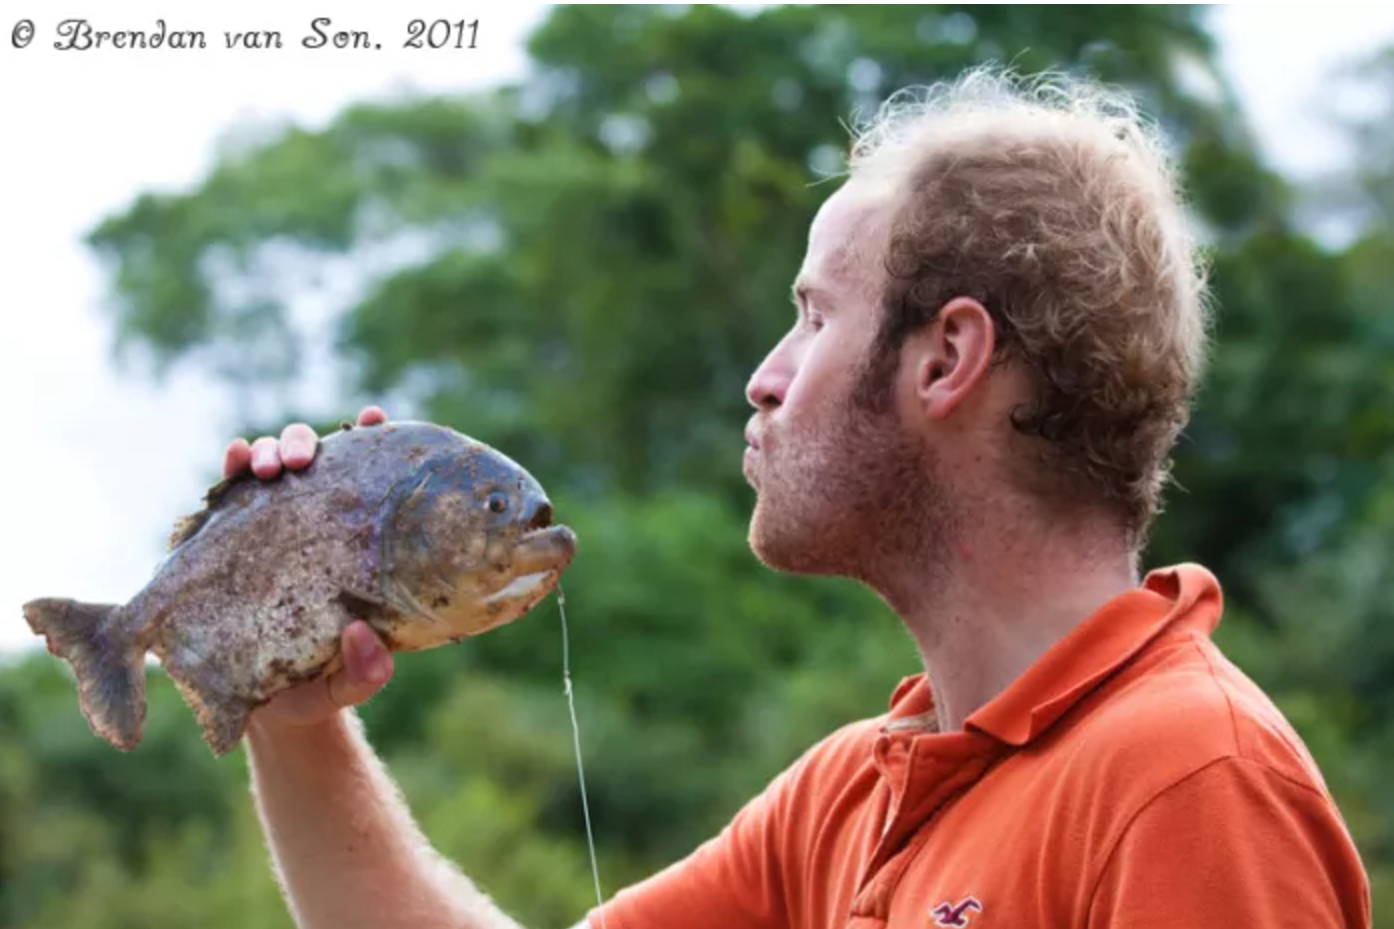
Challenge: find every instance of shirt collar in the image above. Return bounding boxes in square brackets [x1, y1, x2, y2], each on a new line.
[880, 563, 1224, 746]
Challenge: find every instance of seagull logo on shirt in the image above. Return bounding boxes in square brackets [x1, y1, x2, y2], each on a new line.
[931, 896, 982, 927]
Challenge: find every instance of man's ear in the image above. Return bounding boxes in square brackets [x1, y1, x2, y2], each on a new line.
[912, 297, 997, 420]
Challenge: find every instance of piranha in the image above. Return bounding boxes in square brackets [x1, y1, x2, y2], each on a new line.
[23, 420, 577, 757]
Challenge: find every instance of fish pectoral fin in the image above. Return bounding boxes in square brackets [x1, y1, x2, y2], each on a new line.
[337, 586, 441, 629]
[386, 586, 444, 624]
[334, 588, 393, 624]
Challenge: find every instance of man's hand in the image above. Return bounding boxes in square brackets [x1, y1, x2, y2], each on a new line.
[226, 404, 396, 728]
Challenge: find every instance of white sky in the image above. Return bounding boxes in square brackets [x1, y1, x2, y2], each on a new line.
[1, 3, 1392, 658]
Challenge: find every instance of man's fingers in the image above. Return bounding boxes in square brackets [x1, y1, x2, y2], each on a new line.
[329, 622, 393, 707]
[343, 620, 393, 687]
[279, 423, 319, 471]
[223, 438, 253, 479]
[226, 413, 350, 481]
[358, 405, 388, 427]
[327, 665, 390, 709]
[250, 436, 283, 480]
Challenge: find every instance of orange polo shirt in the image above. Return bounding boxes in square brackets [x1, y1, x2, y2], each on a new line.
[586, 564, 1370, 928]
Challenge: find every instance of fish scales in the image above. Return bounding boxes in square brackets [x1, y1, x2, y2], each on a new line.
[23, 421, 577, 757]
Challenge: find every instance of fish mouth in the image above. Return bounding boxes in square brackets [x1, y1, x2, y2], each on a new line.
[508, 494, 576, 576]
[513, 523, 578, 575]
[483, 568, 559, 606]
[485, 526, 574, 607]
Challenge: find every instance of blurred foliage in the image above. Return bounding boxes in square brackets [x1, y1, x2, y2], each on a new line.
[4, 5, 1393, 927]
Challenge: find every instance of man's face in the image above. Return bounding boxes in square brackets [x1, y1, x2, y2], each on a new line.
[743, 181, 945, 582]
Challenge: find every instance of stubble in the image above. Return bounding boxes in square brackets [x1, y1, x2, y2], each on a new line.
[747, 357, 954, 596]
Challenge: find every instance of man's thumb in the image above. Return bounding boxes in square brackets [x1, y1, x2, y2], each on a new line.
[331, 621, 394, 707]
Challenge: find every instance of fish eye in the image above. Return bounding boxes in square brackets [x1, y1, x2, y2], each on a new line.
[487, 492, 509, 514]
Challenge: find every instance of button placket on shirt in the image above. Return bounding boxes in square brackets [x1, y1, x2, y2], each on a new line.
[850, 729, 1006, 923]
[872, 733, 909, 836]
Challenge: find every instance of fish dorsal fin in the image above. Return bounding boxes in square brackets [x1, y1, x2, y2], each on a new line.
[167, 473, 248, 551]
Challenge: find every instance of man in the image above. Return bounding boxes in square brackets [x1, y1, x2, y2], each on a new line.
[228, 68, 1370, 928]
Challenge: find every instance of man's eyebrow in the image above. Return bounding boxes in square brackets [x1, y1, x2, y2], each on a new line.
[790, 281, 834, 309]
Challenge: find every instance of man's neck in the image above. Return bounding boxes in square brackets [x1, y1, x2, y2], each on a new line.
[877, 511, 1138, 734]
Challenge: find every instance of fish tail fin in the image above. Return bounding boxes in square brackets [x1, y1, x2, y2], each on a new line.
[23, 598, 147, 751]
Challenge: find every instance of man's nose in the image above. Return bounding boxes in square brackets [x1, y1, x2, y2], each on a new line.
[745, 354, 790, 410]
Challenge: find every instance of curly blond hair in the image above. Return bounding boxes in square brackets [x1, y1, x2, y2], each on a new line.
[847, 65, 1212, 547]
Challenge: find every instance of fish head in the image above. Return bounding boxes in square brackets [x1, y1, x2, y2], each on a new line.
[378, 442, 577, 648]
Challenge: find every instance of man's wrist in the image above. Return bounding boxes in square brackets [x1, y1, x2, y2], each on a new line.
[246, 707, 361, 759]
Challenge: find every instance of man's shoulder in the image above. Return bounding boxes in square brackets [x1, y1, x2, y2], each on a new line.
[1061, 628, 1334, 805]
[780, 713, 888, 786]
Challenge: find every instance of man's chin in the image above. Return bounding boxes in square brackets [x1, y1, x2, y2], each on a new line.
[748, 531, 800, 574]
[747, 500, 784, 567]
[747, 503, 832, 576]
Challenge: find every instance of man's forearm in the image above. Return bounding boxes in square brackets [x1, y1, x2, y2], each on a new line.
[246, 709, 524, 929]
